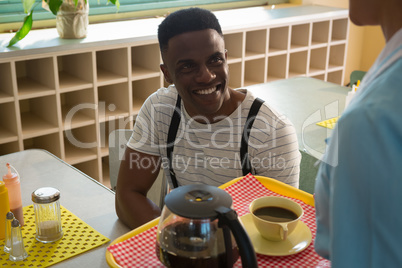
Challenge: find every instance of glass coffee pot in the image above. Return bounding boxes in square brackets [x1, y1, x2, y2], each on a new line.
[156, 184, 257, 268]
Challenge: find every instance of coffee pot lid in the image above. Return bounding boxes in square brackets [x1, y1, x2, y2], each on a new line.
[164, 184, 233, 219]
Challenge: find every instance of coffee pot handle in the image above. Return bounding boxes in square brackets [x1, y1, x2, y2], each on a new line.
[216, 206, 257, 268]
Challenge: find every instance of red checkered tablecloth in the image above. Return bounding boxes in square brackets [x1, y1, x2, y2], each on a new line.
[108, 174, 331, 267]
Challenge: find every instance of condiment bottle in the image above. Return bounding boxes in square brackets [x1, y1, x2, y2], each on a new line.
[32, 187, 63, 243]
[0, 181, 10, 239]
[9, 218, 28, 262]
[4, 211, 14, 253]
[3, 163, 24, 226]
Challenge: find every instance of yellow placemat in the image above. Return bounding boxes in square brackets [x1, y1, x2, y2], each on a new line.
[316, 116, 340, 129]
[0, 205, 110, 267]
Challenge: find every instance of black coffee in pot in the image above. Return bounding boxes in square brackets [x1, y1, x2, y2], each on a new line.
[156, 222, 239, 268]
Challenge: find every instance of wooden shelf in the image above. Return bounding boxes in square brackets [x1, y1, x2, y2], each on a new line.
[65, 145, 98, 165]
[0, 62, 15, 104]
[20, 112, 59, 139]
[64, 125, 98, 165]
[131, 66, 160, 81]
[96, 68, 128, 86]
[58, 72, 93, 93]
[0, 102, 18, 144]
[24, 133, 62, 158]
[102, 156, 111, 189]
[17, 77, 56, 99]
[0, 129, 18, 144]
[61, 106, 96, 130]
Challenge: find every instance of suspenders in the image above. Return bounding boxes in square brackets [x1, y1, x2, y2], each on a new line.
[166, 95, 265, 189]
[166, 96, 182, 188]
[240, 97, 265, 176]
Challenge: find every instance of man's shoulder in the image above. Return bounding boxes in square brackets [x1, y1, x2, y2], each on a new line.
[148, 85, 178, 103]
[248, 93, 293, 128]
[142, 85, 179, 114]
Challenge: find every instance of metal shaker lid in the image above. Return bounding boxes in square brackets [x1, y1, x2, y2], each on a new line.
[6, 211, 14, 220]
[11, 218, 20, 227]
[32, 187, 60, 203]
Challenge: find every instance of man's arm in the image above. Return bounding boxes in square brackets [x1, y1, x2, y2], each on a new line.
[115, 147, 162, 229]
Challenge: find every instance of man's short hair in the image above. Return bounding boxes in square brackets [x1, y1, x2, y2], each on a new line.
[158, 7, 223, 53]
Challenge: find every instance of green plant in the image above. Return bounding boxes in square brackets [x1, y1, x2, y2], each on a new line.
[8, 0, 119, 47]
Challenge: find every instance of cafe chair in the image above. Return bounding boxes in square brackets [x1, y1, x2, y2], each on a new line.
[347, 70, 366, 87]
[298, 149, 320, 194]
[108, 129, 167, 208]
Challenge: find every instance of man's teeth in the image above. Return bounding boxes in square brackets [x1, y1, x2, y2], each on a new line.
[196, 87, 216, 95]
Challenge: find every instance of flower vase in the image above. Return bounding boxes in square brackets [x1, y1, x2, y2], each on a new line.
[56, 0, 89, 39]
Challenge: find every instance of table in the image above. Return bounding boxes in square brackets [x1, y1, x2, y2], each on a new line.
[0, 149, 130, 267]
[248, 77, 350, 159]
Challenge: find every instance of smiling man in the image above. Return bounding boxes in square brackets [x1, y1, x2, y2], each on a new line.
[115, 7, 301, 229]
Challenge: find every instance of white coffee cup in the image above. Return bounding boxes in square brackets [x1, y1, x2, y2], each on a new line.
[249, 196, 303, 241]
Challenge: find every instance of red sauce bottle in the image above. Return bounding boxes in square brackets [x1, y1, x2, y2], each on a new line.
[3, 163, 24, 226]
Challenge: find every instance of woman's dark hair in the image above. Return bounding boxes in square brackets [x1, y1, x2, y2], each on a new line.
[158, 7, 223, 53]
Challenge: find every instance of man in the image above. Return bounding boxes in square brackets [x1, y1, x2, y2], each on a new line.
[116, 7, 300, 229]
[314, 0, 402, 267]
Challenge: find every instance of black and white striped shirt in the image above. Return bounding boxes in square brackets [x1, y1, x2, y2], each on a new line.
[129, 85, 300, 188]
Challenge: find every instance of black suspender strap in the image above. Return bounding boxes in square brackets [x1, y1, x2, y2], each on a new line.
[166, 95, 265, 188]
[166, 95, 182, 189]
[240, 97, 265, 176]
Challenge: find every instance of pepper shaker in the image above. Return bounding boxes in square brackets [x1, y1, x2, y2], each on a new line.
[4, 211, 14, 253]
[9, 218, 28, 262]
[32, 187, 63, 243]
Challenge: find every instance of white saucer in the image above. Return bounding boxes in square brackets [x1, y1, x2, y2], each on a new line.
[240, 213, 312, 256]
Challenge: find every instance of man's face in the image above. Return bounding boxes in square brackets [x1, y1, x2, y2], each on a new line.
[160, 29, 229, 121]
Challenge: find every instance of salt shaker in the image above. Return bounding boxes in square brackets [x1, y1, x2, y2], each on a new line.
[9, 218, 28, 261]
[32, 187, 63, 243]
[4, 211, 14, 253]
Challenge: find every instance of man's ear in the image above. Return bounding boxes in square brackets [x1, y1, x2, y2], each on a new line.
[160, 64, 173, 84]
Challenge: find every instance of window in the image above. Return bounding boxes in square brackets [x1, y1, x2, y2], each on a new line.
[0, 0, 289, 32]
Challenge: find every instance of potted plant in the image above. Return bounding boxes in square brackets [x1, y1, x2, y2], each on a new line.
[8, 0, 119, 47]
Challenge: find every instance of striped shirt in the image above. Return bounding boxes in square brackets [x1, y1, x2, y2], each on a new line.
[128, 85, 300, 188]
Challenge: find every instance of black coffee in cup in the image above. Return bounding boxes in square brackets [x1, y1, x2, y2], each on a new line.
[253, 206, 298, 222]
